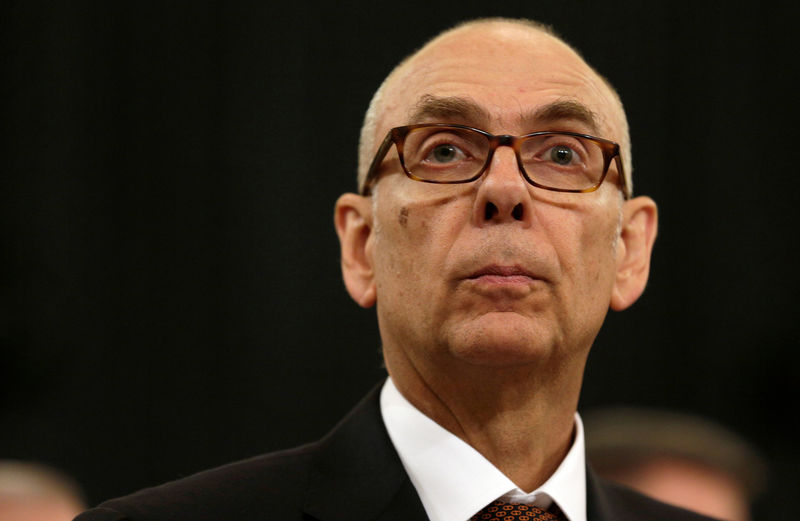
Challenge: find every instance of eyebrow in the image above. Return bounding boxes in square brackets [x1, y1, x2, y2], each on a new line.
[408, 95, 491, 126]
[407, 95, 600, 135]
[526, 99, 600, 134]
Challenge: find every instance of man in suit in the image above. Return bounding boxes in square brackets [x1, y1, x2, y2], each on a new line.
[75, 18, 717, 521]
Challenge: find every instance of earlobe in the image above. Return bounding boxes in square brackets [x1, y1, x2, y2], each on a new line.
[334, 193, 377, 308]
[610, 196, 658, 311]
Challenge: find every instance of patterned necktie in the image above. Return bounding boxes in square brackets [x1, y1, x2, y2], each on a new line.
[470, 500, 567, 521]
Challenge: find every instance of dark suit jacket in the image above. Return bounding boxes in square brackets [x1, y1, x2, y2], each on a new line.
[75, 385, 719, 521]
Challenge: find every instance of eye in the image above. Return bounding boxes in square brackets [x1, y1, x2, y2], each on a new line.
[405, 127, 485, 173]
[548, 145, 577, 165]
[430, 143, 463, 163]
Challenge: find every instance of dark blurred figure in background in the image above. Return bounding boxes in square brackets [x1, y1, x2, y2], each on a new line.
[0, 460, 87, 521]
[584, 408, 766, 521]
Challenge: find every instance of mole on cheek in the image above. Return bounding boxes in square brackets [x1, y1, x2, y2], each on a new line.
[398, 206, 409, 227]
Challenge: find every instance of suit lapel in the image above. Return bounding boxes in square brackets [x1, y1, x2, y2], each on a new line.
[302, 383, 428, 521]
[374, 478, 431, 521]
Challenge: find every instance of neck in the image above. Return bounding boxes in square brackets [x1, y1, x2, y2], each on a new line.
[385, 347, 585, 492]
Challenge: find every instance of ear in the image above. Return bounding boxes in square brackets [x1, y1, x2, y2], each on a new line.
[334, 193, 377, 308]
[610, 196, 658, 311]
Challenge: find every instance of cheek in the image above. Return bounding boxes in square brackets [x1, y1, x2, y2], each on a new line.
[575, 214, 622, 307]
[540, 203, 620, 291]
[376, 191, 461, 251]
[371, 195, 466, 297]
[370, 199, 450, 345]
[372, 202, 427, 292]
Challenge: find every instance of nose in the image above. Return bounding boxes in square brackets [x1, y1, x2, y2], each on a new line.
[473, 146, 534, 227]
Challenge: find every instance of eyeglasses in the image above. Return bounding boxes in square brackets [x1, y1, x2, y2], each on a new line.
[361, 124, 627, 198]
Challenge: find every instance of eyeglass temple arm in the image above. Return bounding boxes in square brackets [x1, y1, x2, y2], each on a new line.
[614, 155, 630, 199]
[361, 132, 396, 196]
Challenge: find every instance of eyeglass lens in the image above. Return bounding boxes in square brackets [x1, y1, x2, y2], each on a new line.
[401, 126, 606, 191]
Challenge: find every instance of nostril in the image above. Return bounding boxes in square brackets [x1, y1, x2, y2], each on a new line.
[511, 203, 524, 221]
[484, 202, 498, 220]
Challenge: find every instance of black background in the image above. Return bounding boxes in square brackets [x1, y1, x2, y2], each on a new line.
[3, 2, 798, 519]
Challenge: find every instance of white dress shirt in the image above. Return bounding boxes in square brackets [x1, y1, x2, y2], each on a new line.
[380, 377, 586, 521]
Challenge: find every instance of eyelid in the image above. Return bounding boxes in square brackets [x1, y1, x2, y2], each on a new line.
[417, 130, 481, 151]
[525, 135, 586, 149]
[538, 135, 590, 154]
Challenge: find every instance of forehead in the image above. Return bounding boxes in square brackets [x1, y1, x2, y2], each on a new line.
[379, 24, 621, 139]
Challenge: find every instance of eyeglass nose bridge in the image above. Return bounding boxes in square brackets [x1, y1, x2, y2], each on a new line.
[477, 134, 526, 181]
[495, 135, 515, 147]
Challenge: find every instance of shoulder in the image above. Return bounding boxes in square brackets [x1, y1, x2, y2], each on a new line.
[593, 477, 721, 521]
[75, 443, 319, 521]
[74, 385, 394, 521]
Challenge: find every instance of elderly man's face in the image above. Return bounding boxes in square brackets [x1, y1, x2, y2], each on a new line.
[337, 23, 655, 375]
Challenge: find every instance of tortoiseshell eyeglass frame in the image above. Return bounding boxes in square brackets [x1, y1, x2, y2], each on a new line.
[360, 123, 629, 199]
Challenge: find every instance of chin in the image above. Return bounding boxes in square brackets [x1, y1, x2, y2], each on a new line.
[445, 314, 561, 368]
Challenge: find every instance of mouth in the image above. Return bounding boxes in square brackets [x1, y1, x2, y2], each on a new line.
[467, 264, 539, 284]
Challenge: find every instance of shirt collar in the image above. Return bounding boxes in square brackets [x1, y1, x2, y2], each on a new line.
[380, 377, 586, 521]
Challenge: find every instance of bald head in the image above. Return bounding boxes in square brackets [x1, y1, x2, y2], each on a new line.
[357, 18, 633, 196]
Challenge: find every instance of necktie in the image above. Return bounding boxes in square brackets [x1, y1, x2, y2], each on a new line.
[470, 500, 567, 521]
